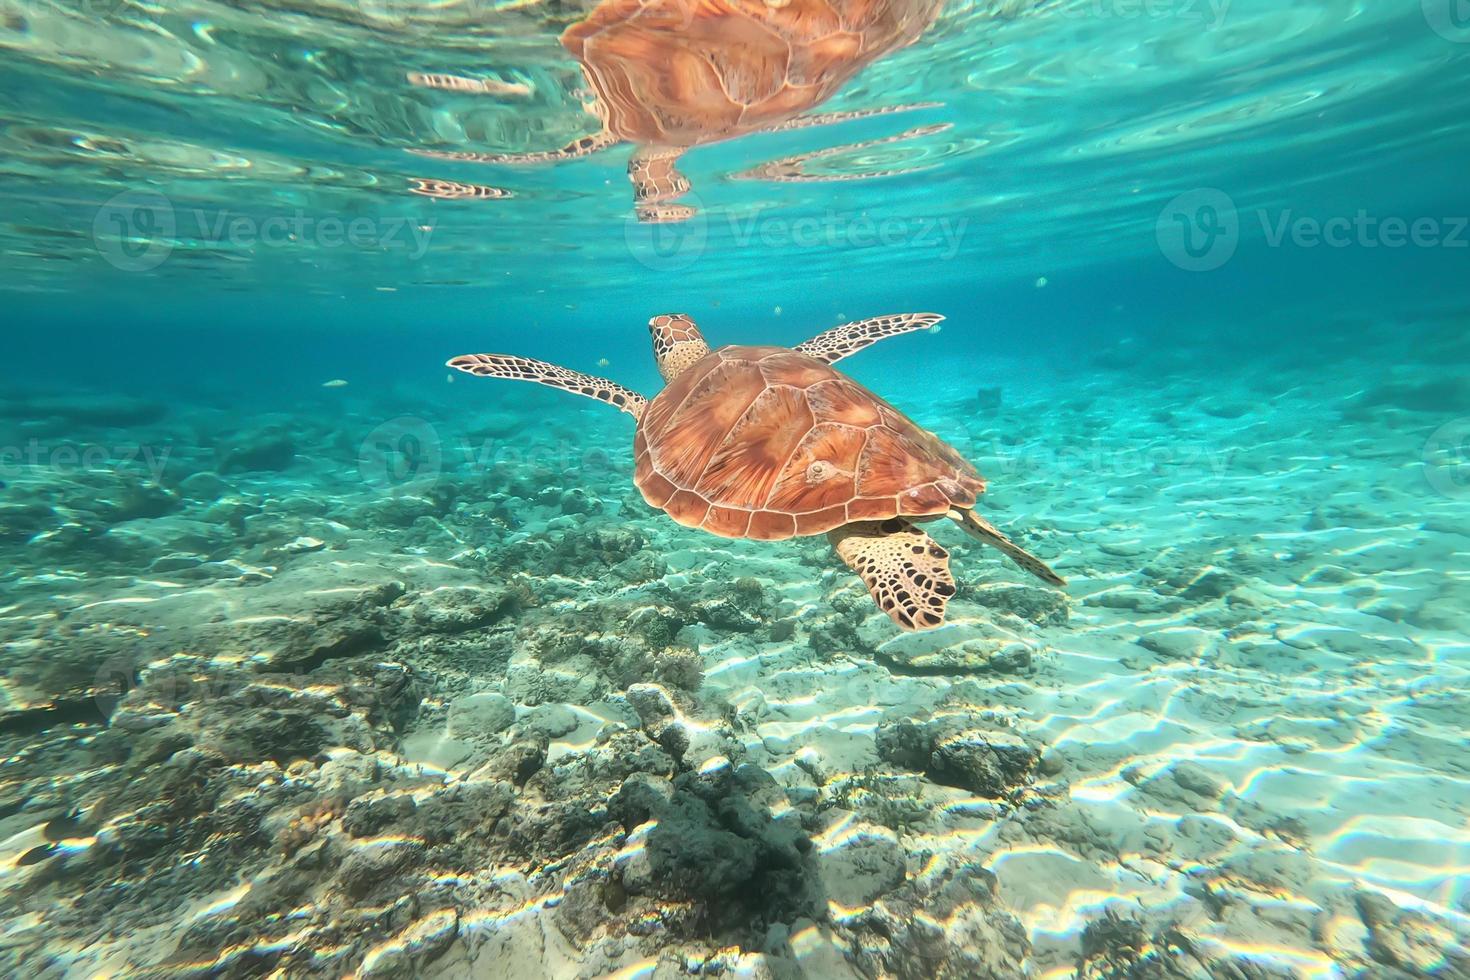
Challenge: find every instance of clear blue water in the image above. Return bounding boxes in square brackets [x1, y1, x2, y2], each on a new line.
[2, 1, 1469, 976]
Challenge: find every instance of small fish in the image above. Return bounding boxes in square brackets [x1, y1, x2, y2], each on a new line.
[322, 379, 348, 388]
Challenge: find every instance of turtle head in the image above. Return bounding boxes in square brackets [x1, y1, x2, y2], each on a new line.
[648, 313, 711, 382]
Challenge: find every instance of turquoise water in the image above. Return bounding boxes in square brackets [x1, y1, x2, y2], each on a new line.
[3, 1, 1470, 976]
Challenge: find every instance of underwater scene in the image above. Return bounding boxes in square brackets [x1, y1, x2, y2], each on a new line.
[3, 0, 1470, 976]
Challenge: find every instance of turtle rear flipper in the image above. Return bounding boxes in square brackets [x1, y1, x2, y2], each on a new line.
[948, 508, 1064, 587]
[829, 519, 956, 631]
[446, 353, 647, 419]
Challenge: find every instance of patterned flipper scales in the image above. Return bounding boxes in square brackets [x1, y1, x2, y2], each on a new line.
[446, 354, 647, 419]
[794, 312, 944, 364]
[829, 518, 957, 631]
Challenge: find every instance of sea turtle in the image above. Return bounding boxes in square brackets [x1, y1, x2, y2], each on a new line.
[410, 0, 945, 221]
[446, 312, 1063, 631]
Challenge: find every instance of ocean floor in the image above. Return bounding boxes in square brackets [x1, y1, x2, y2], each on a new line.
[1, 312, 1468, 979]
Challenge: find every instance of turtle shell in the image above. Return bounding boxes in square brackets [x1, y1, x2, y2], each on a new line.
[561, 0, 942, 147]
[633, 346, 985, 541]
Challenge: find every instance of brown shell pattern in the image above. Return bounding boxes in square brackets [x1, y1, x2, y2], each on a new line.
[561, 0, 942, 147]
[634, 346, 986, 541]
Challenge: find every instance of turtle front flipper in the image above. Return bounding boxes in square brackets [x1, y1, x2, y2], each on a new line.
[794, 312, 944, 364]
[446, 354, 647, 419]
[829, 519, 956, 632]
[629, 146, 695, 223]
[948, 509, 1065, 587]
